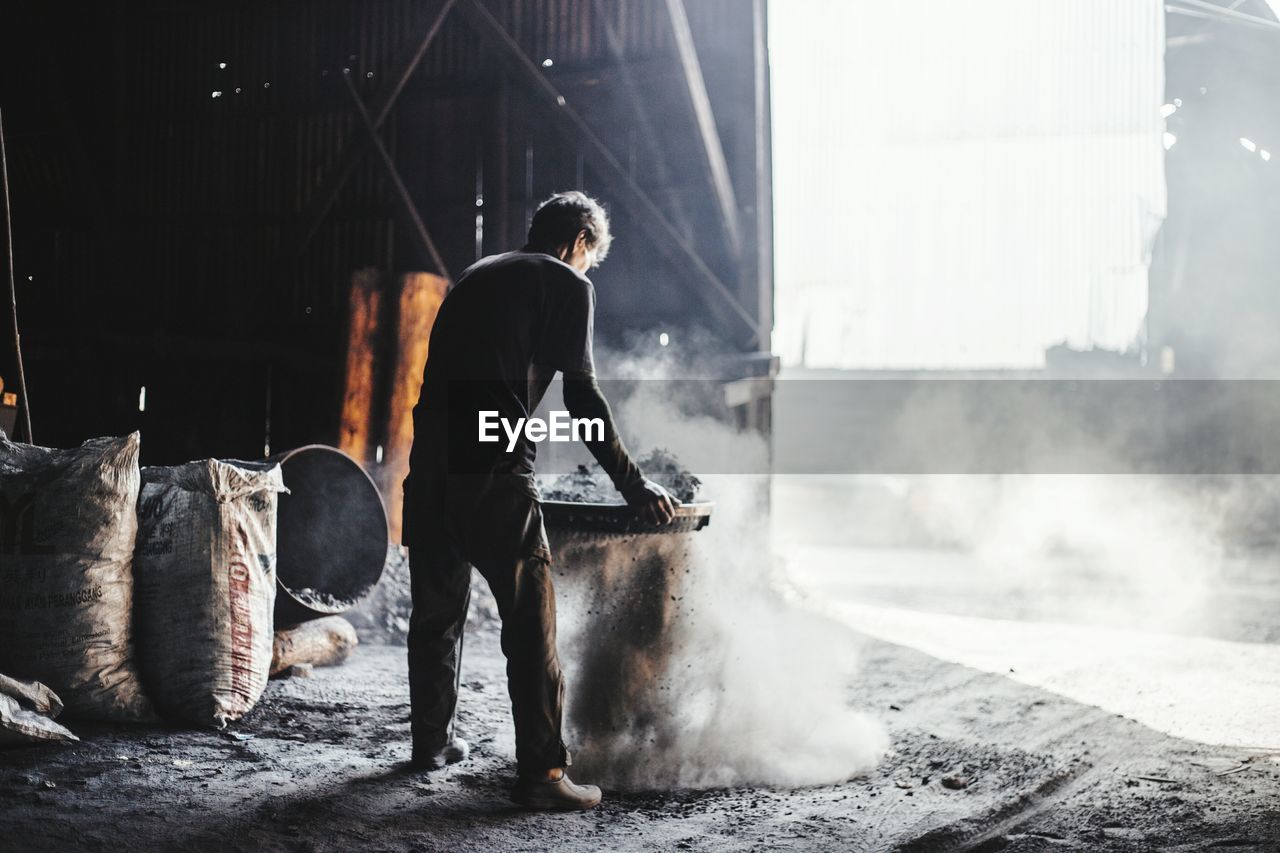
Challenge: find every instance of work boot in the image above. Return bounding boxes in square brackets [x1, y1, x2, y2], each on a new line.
[511, 770, 602, 811]
[410, 736, 469, 771]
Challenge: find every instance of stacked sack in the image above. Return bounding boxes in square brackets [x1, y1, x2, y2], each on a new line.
[0, 432, 285, 732]
[134, 460, 285, 727]
[0, 432, 154, 721]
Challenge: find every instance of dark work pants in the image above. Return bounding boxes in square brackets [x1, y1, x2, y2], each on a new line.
[406, 479, 570, 775]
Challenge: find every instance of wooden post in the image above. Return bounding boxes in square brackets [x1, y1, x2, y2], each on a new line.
[338, 268, 383, 466]
[378, 272, 448, 542]
[0, 108, 32, 443]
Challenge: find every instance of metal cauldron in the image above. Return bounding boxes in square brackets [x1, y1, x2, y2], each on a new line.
[543, 499, 713, 780]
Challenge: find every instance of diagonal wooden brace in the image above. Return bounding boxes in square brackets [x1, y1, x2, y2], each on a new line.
[341, 70, 449, 279]
[288, 0, 458, 262]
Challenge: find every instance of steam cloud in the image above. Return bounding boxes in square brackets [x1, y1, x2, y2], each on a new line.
[552, 346, 888, 790]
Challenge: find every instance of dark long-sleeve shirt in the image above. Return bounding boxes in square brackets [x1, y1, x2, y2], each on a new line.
[406, 247, 642, 502]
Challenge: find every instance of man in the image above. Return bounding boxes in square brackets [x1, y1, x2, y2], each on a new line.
[402, 191, 677, 810]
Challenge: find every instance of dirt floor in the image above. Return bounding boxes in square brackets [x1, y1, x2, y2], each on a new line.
[1, 614, 1277, 852]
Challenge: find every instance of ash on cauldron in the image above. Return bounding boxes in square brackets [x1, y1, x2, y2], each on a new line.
[540, 448, 703, 505]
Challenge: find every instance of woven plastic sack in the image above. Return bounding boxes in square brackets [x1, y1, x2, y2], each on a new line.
[134, 459, 285, 727]
[0, 432, 155, 721]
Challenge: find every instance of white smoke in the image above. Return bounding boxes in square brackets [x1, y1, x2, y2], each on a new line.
[552, 347, 888, 790]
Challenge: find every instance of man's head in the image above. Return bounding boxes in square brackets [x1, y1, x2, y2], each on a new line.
[526, 191, 612, 273]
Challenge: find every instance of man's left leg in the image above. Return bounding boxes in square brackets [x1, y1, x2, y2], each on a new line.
[407, 539, 473, 768]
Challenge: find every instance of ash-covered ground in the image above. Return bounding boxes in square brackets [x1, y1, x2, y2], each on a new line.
[5, 471, 1280, 850]
[0, 614, 1276, 852]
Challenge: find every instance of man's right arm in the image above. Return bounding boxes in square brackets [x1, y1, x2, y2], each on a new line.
[562, 370, 676, 524]
[561, 370, 641, 492]
[541, 271, 675, 523]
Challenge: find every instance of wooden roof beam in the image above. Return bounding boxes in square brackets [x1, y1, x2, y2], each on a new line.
[664, 0, 744, 261]
[1167, 0, 1280, 32]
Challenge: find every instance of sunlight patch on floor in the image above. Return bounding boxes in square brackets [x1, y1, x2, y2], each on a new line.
[818, 597, 1280, 749]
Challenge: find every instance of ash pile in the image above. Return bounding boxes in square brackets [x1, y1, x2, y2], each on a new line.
[541, 448, 703, 504]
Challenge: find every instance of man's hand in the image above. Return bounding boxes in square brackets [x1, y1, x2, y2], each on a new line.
[623, 479, 678, 525]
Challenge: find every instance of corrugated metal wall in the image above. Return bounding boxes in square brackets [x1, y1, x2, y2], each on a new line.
[2, 0, 769, 461]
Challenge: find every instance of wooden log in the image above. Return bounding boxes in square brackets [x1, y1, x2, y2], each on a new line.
[270, 616, 359, 677]
[338, 269, 383, 467]
[377, 272, 448, 543]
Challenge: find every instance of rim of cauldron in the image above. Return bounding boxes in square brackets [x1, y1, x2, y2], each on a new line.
[270, 444, 388, 616]
[541, 499, 713, 534]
